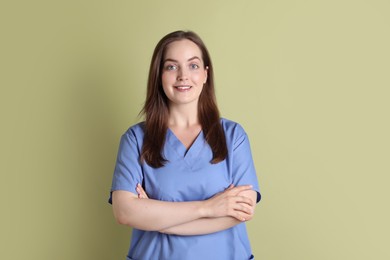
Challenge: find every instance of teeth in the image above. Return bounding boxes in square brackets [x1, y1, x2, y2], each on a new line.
[176, 86, 191, 90]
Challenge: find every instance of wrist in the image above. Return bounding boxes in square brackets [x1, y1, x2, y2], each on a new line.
[197, 200, 209, 218]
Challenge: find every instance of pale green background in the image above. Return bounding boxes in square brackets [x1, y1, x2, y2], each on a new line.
[1, 0, 389, 259]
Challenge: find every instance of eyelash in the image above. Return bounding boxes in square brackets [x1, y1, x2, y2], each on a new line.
[166, 65, 177, 71]
[190, 63, 199, 69]
[165, 63, 200, 71]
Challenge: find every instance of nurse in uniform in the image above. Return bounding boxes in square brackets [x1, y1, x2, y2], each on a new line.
[109, 30, 261, 260]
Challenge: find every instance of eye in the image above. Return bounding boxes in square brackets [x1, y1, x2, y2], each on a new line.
[189, 63, 199, 70]
[165, 64, 178, 71]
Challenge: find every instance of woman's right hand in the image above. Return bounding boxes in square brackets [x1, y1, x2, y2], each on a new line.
[201, 184, 255, 222]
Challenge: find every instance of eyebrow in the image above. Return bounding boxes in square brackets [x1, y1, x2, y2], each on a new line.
[163, 56, 201, 63]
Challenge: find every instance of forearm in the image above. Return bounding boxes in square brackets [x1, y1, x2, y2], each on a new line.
[112, 191, 205, 231]
[160, 217, 243, 236]
[113, 185, 255, 232]
[160, 189, 257, 236]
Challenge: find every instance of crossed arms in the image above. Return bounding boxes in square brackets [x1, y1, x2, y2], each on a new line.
[111, 184, 257, 236]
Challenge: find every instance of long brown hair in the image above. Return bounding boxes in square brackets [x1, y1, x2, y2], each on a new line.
[140, 30, 227, 168]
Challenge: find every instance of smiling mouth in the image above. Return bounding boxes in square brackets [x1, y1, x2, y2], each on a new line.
[174, 85, 192, 91]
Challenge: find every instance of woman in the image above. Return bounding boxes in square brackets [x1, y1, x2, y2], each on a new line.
[109, 30, 261, 260]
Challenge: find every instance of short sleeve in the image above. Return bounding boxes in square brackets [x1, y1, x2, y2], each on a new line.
[231, 127, 261, 203]
[108, 129, 143, 204]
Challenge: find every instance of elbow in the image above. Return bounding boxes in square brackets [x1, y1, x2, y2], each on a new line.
[114, 211, 131, 226]
[113, 206, 134, 227]
[113, 209, 155, 230]
[115, 214, 129, 226]
[112, 193, 138, 227]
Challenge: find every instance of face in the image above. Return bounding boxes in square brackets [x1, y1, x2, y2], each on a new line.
[161, 39, 208, 108]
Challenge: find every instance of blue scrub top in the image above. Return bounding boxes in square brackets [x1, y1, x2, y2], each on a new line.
[109, 118, 261, 260]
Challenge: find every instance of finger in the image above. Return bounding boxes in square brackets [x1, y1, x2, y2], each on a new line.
[226, 198, 254, 216]
[234, 185, 253, 191]
[238, 211, 254, 222]
[228, 185, 253, 195]
[226, 184, 235, 190]
[235, 213, 246, 222]
[239, 195, 254, 205]
[224, 186, 253, 198]
[136, 184, 148, 199]
[225, 207, 245, 221]
[232, 211, 251, 222]
[235, 202, 254, 215]
[224, 197, 254, 218]
[140, 189, 148, 199]
[136, 184, 143, 197]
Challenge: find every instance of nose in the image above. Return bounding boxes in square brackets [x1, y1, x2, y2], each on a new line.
[177, 67, 188, 81]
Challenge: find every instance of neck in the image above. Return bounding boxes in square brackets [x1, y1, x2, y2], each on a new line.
[167, 103, 199, 128]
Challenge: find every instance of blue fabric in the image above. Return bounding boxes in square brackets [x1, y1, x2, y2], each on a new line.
[109, 118, 261, 260]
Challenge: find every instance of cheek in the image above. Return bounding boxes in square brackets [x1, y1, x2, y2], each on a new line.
[161, 72, 173, 88]
[192, 72, 206, 83]
[199, 70, 207, 83]
[161, 72, 168, 84]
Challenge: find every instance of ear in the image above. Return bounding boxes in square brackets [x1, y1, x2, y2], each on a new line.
[204, 66, 209, 84]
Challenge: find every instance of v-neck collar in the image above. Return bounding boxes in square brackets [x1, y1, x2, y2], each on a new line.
[166, 128, 206, 165]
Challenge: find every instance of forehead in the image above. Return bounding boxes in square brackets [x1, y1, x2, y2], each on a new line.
[164, 39, 203, 61]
